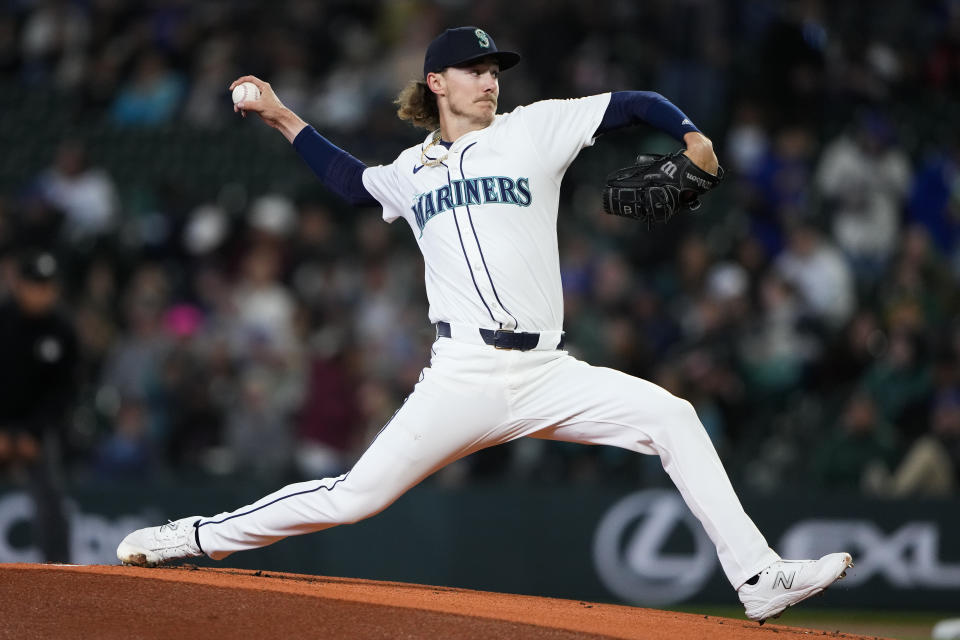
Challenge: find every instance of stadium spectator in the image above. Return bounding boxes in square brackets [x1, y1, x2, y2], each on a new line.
[738, 272, 810, 395]
[815, 111, 911, 283]
[36, 140, 119, 242]
[20, 0, 91, 88]
[813, 390, 898, 492]
[906, 139, 960, 264]
[866, 387, 960, 497]
[109, 49, 185, 126]
[861, 330, 933, 427]
[775, 222, 855, 330]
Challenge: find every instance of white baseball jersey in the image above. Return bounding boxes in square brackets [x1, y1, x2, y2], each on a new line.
[361, 93, 611, 332]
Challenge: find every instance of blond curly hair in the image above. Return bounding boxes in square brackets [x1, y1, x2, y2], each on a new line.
[395, 80, 440, 131]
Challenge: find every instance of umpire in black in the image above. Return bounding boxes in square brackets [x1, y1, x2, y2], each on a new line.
[0, 250, 78, 562]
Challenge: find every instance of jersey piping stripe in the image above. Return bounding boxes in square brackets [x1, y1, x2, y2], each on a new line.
[196, 400, 407, 531]
[446, 168, 497, 324]
[460, 142, 519, 330]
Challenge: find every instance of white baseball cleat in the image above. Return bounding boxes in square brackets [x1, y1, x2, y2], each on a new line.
[117, 516, 205, 567]
[738, 552, 853, 623]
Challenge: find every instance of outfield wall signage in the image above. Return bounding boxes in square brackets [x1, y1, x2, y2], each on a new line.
[591, 490, 960, 607]
[0, 484, 957, 609]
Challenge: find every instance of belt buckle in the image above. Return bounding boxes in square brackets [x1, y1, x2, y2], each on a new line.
[493, 328, 514, 350]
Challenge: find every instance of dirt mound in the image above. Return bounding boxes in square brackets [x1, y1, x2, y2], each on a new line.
[0, 564, 885, 639]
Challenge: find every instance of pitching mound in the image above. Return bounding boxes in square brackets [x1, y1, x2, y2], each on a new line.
[0, 563, 883, 639]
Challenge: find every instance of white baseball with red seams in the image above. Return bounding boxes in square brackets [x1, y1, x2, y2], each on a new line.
[186, 95, 781, 591]
[231, 81, 260, 105]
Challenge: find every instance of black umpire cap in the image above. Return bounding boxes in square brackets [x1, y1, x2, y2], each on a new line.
[18, 250, 60, 283]
[423, 27, 521, 78]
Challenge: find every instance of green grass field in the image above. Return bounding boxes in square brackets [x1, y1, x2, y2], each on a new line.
[671, 605, 958, 640]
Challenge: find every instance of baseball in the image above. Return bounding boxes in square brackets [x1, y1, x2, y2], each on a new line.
[232, 82, 260, 105]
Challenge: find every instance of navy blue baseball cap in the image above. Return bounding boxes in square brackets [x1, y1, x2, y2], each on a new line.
[423, 27, 520, 78]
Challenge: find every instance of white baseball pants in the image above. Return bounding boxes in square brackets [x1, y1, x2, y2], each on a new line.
[195, 336, 779, 589]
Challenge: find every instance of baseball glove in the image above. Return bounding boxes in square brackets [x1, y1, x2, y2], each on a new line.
[601, 150, 724, 225]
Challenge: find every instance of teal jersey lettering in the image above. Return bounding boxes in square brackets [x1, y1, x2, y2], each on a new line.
[412, 176, 531, 234]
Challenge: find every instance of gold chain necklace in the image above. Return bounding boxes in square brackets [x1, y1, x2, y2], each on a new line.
[420, 131, 448, 168]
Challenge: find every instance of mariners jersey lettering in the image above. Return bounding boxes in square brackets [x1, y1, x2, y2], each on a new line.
[362, 93, 611, 331]
[412, 177, 532, 233]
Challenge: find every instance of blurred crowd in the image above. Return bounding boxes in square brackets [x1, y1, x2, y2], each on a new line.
[0, 0, 959, 498]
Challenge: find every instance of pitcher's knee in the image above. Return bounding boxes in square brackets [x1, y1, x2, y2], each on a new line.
[335, 493, 392, 524]
[665, 397, 708, 436]
[663, 396, 693, 420]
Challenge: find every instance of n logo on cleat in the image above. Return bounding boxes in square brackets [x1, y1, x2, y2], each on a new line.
[774, 571, 796, 589]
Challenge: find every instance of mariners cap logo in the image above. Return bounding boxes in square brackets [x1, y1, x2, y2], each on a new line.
[423, 26, 521, 77]
[475, 28, 490, 48]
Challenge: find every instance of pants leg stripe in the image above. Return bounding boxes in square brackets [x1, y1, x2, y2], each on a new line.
[196, 473, 351, 529]
[196, 399, 409, 530]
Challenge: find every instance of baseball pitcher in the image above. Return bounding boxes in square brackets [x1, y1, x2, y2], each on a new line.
[118, 26, 850, 623]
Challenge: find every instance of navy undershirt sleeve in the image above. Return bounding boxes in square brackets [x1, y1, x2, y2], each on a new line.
[292, 126, 378, 207]
[596, 91, 700, 141]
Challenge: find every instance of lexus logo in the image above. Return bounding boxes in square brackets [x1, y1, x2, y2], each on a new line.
[592, 490, 716, 606]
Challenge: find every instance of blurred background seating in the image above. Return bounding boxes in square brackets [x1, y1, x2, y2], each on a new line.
[0, 0, 957, 502]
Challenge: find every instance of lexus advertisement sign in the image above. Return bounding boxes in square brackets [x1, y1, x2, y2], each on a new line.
[592, 490, 960, 608]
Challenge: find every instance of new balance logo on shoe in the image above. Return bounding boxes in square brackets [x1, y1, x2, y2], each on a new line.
[774, 570, 796, 589]
[738, 553, 853, 624]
